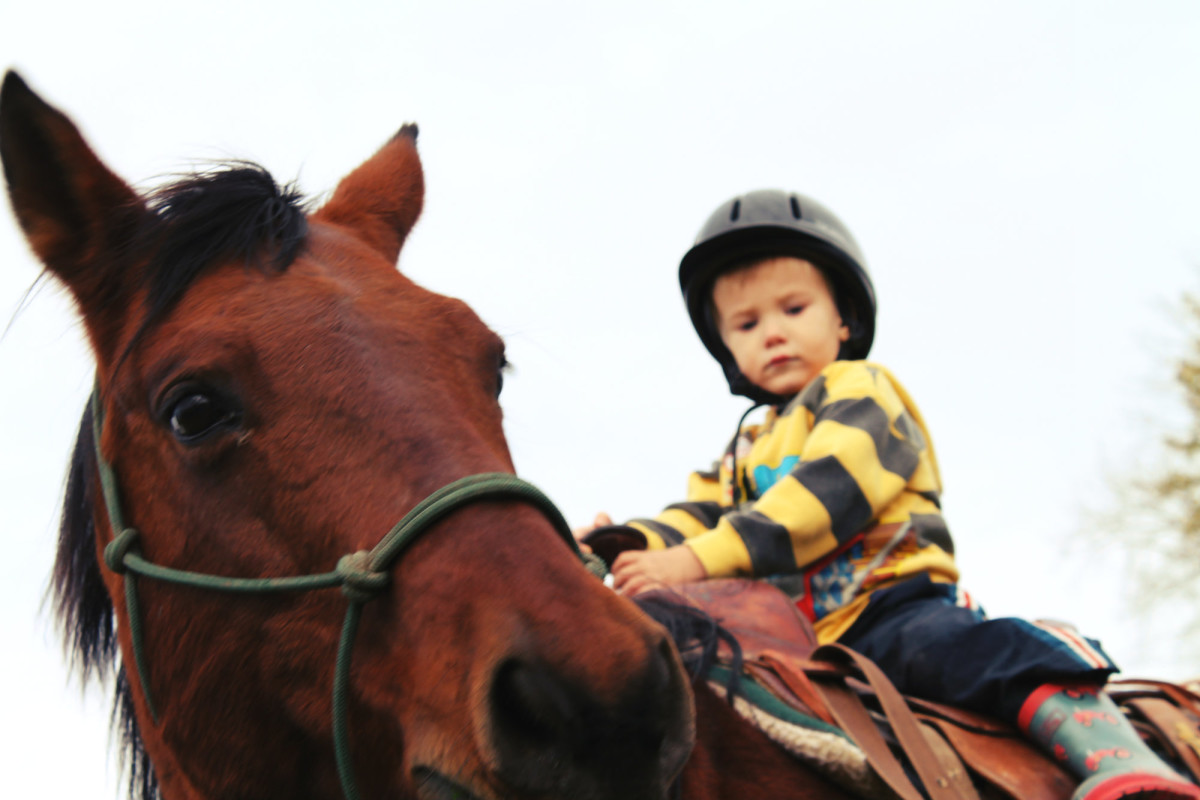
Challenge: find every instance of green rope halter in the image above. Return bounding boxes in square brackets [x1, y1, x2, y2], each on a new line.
[90, 389, 607, 800]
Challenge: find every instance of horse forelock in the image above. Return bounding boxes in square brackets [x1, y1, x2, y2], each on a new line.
[135, 163, 309, 338]
[53, 403, 161, 800]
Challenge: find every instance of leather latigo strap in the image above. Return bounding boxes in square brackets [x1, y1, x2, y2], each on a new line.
[810, 644, 978, 800]
[1122, 696, 1200, 783]
[1110, 678, 1200, 719]
[918, 723, 982, 799]
[749, 651, 838, 725]
[1127, 698, 1200, 779]
[1107, 678, 1200, 784]
[918, 716, 1074, 800]
[903, 695, 1012, 735]
[813, 669, 929, 800]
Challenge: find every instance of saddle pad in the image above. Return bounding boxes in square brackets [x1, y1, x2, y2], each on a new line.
[705, 676, 889, 799]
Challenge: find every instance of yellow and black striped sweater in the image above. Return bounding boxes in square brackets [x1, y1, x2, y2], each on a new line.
[629, 361, 959, 642]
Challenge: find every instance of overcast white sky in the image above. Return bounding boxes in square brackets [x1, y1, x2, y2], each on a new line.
[3, 2, 1200, 795]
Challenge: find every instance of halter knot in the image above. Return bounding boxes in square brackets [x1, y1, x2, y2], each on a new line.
[103, 528, 141, 573]
[582, 551, 609, 580]
[337, 550, 390, 603]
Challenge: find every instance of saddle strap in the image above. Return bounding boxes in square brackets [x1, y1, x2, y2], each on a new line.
[1124, 697, 1200, 782]
[814, 672, 928, 800]
[751, 651, 838, 726]
[745, 645, 928, 798]
[919, 722, 983, 799]
[812, 644, 979, 800]
[918, 715, 1074, 800]
[1111, 678, 1200, 719]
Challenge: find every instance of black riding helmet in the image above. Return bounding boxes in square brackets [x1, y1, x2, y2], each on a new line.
[678, 189, 877, 403]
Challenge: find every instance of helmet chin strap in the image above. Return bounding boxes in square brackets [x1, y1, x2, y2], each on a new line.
[727, 400, 768, 506]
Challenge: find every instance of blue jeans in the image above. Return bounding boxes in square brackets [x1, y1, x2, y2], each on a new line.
[838, 575, 1118, 723]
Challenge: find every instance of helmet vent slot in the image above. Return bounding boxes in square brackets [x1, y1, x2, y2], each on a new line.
[790, 197, 802, 219]
[730, 200, 741, 222]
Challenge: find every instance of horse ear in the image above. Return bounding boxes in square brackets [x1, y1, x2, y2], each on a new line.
[0, 72, 147, 323]
[313, 124, 424, 265]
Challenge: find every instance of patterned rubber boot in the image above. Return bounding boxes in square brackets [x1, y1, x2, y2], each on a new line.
[1019, 683, 1200, 800]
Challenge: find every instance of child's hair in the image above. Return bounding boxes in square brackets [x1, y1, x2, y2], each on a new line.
[678, 190, 876, 403]
[704, 252, 844, 333]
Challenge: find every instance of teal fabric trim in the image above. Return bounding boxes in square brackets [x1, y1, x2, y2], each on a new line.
[707, 664, 849, 740]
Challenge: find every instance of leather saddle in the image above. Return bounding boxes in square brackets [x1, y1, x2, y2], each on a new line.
[584, 526, 1200, 799]
[610, 557, 1200, 800]
[654, 578, 1200, 800]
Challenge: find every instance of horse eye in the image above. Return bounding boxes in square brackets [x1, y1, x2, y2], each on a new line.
[166, 392, 241, 443]
[496, 355, 510, 399]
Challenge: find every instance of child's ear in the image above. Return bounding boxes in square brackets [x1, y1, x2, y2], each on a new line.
[838, 321, 851, 342]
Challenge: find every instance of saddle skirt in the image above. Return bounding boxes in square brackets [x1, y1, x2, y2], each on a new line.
[649, 579, 1200, 800]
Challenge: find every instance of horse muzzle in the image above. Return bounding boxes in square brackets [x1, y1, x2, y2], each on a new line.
[484, 629, 696, 800]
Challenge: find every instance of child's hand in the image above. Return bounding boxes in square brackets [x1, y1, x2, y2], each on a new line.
[611, 546, 707, 596]
[571, 512, 613, 554]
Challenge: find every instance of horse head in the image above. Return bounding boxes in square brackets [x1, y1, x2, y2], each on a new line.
[1, 71, 694, 800]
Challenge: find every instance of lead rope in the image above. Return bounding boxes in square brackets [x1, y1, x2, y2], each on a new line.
[90, 389, 606, 800]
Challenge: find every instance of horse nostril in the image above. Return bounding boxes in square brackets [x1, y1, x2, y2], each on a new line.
[491, 658, 579, 745]
[487, 638, 694, 800]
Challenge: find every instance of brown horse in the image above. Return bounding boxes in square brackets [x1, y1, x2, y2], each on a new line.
[1, 73, 857, 800]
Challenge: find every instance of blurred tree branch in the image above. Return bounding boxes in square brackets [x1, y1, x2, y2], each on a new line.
[1094, 292, 1200, 634]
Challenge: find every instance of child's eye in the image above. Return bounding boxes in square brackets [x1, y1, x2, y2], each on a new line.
[786, 305, 805, 315]
[738, 319, 757, 332]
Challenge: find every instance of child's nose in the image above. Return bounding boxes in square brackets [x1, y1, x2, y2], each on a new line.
[762, 317, 786, 346]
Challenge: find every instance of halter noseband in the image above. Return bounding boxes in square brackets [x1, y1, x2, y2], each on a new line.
[91, 389, 605, 800]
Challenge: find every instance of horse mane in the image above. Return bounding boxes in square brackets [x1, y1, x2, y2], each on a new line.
[634, 594, 743, 698]
[49, 163, 309, 800]
[52, 402, 159, 800]
[634, 596, 745, 800]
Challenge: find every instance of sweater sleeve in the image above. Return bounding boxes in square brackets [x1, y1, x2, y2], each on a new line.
[628, 465, 727, 550]
[685, 362, 927, 578]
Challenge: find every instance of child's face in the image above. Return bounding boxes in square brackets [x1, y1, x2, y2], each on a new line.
[713, 257, 850, 397]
